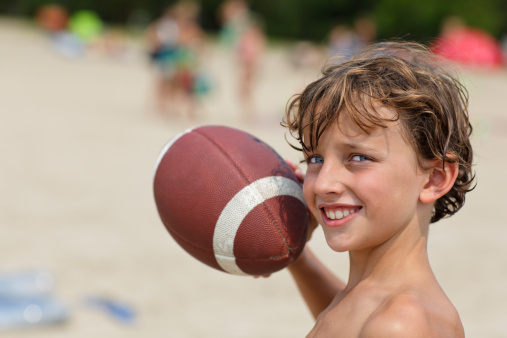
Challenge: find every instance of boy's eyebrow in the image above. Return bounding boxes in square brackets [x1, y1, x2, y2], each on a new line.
[342, 142, 376, 152]
[341, 141, 389, 156]
[305, 141, 378, 153]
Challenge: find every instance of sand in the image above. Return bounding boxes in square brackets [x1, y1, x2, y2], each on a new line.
[1, 17, 507, 337]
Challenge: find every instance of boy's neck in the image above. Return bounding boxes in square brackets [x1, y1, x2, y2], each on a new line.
[345, 226, 433, 291]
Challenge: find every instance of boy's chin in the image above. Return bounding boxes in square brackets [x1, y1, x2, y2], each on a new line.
[324, 234, 352, 253]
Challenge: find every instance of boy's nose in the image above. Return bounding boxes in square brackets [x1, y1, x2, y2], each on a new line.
[313, 162, 346, 197]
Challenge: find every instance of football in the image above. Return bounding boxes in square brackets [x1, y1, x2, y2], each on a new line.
[153, 125, 309, 276]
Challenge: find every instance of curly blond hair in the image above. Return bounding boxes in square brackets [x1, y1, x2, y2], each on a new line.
[284, 41, 475, 223]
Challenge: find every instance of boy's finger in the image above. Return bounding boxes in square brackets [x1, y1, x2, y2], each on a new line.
[294, 168, 304, 183]
[286, 158, 305, 181]
[285, 158, 296, 169]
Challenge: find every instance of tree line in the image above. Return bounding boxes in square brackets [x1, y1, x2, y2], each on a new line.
[2, 0, 506, 43]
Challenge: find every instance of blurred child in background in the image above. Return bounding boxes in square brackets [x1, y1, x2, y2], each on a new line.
[146, 1, 207, 119]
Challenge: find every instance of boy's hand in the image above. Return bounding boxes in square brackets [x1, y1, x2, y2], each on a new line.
[285, 159, 319, 241]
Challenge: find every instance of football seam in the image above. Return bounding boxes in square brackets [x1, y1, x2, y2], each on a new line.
[193, 128, 296, 253]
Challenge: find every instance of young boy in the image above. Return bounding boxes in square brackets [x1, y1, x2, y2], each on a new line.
[283, 41, 475, 337]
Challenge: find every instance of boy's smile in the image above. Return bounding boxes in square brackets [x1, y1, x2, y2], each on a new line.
[323, 205, 361, 221]
[303, 106, 430, 253]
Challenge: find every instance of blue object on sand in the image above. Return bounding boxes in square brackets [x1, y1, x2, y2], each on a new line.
[0, 297, 70, 331]
[0, 270, 70, 331]
[84, 296, 136, 325]
[0, 271, 55, 299]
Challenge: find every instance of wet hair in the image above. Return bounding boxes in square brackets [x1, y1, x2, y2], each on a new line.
[283, 41, 475, 223]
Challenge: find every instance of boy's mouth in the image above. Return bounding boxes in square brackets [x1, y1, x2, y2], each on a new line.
[323, 207, 361, 220]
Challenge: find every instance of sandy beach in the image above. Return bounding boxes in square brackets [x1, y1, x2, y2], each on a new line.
[1, 17, 507, 337]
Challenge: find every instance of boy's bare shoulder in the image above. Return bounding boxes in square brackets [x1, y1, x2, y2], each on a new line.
[359, 293, 431, 337]
[359, 292, 464, 338]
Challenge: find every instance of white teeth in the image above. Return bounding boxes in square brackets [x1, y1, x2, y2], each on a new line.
[325, 209, 357, 220]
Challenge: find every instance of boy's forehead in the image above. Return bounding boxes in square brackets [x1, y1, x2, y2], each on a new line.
[305, 113, 396, 141]
[300, 101, 412, 157]
[302, 100, 399, 138]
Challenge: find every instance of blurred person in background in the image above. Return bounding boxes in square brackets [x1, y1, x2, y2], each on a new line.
[36, 4, 69, 33]
[327, 24, 362, 61]
[218, 0, 265, 121]
[35, 4, 83, 57]
[354, 15, 376, 47]
[328, 15, 376, 62]
[146, 0, 207, 119]
[431, 16, 503, 69]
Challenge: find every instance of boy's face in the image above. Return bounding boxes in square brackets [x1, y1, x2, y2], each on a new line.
[303, 106, 430, 253]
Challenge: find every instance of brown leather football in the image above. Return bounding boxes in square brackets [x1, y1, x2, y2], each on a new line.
[153, 125, 308, 276]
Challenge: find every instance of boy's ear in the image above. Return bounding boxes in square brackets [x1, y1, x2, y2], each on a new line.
[419, 159, 459, 204]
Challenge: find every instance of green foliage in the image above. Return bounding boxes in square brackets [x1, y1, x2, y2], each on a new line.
[2, 0, 506, 43]
[373, 0, 506, 41]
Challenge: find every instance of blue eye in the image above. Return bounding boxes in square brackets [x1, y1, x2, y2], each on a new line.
[351, 154, 371, 162]
[308, 155, 324, 164]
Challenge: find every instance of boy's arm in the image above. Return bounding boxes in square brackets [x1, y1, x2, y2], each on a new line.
[288, 247, 346, 319]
